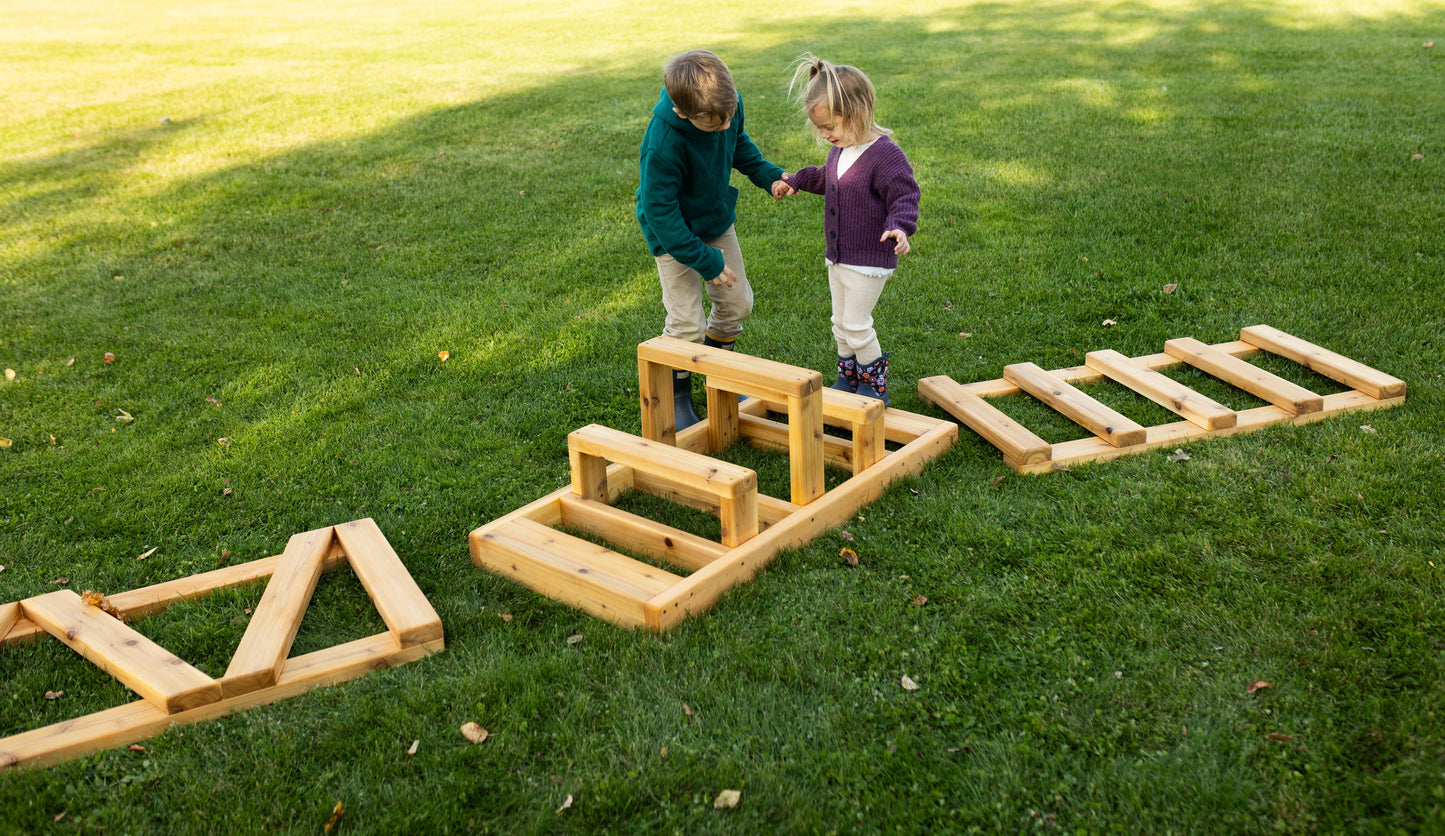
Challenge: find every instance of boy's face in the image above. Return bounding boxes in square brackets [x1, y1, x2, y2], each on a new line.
[673, 107, 732, 132]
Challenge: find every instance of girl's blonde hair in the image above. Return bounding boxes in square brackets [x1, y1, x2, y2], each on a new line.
[788, 53, 890, 147]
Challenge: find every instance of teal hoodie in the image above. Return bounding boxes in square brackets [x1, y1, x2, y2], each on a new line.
[636, 88, 784, 281]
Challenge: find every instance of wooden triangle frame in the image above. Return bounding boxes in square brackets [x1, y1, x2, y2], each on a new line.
[1, 518, 443, 771]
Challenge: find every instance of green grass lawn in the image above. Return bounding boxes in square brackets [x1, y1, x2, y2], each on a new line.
[2, 0, 1443, 832]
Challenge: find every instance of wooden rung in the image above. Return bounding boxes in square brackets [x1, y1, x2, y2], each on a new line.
[569, 424, 758, 546]
[335, 518, 445, 648]
[21, 590, 222, 714]
[1085, 349, 1237, 431]
[1241, 325, 1406, 399]
[0, 603, 19, 642]
[222, 526, 334, 697]
[558, 494, 727, 572]
[821, 387, 888, 472]
[1164, 337, 1323, 415]
[918, 375, 1052, 464]
[474, 519, 681, 628]
[1003, 362, 1147, 447]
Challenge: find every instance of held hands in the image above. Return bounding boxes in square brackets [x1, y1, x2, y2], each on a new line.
[771, 174, 796, 200]
[881, 229, 911, 256]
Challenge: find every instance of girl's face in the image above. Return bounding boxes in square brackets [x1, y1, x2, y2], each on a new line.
[808, 104, 850, 147]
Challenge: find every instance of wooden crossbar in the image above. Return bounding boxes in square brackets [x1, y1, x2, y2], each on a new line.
[920, 326, 1405, 473]
[22, 591, 223, 715]
[223, 526, 333, 697]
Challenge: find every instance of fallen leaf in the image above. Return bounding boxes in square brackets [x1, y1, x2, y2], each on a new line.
[0, 438, 10, 449]
[1265, 732, 1292, 742]
[682, 703, 694, 718]
[659, 746, 670, 760]
[1167, 449, 1191, 462]
[44, 690, 64, 700]
[66, 358, 75, 366]
[839, 530, 855, 542]
[205, 396, 221, 405]
[114, 409, 133, 422]
[713, 789, 741, 809]
[566, 634, 584, 645]
[500, 612, 513, 623]
[1102, 319, 1117, 327]
[912, 595, 928, 607]
[54, 813, 66, 823]
[958, 332, 972, 339]
[556, 794, 573, 814]
[128, 744, 145, 752]
[901, 675, 920, 691]
[221, 487, 233, 497]
[81, 590, 125, 621]
[406, 739, 419, 756]
[1246, 680, 1271, 694]
[1359, 425, 1375, 434]
[137, 547, 157, 561]
[104, 352, 115, 363]
[460, 722, 488, 744]
[438, 351, 450, 362]
[217, 437, 231, 446]
[840, 547, 858, 567]
[991, 474, 1006, 489]
[323, 801, 344, 834]
[1162, 283, 1178, 293]
[52, 577, 69, 585]
[1182, 725, 1188, 736]
[1051, 462, 1072, 472]
[4, 368, 13, 381]
[1412, 153, 1425, 160]
[1426, 41, 1435, 48]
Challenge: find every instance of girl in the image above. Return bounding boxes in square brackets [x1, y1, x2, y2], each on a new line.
[782, 55, 920, 405]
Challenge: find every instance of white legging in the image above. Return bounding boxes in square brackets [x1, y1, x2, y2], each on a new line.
[829, 263, 889, 365]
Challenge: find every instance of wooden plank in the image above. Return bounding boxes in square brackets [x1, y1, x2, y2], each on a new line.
[647, 414, 957, 630]
[558, 494, 727, 572]
[21, 590, 221, 714]
[1241, 325, 1406, 399]
[1164, 337, 1323, 415]
[1085, 349, 1237, 431]
[334, 518, 444, 648]
[1003, 362, 1147, 447]
[1, 631, 442, 772]
[957, 341, 1263, 398]
[738, 413, 858, 471]
[638, 336, 819, 401]
[0, 603, 19, 642]
[706, 383, 741, 451]
[787, 392, 827, 506]
[474, 518, 680, 628]
[638, 353, 675, 445]
[221, 526, 333, 697]
[917, 375, 1052, 464]
[569, 442, 610, 502]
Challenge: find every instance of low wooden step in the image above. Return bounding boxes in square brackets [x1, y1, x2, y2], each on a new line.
[1241, 325, 1406, 399]
[569, 423, 758, 547]
[473, 518, 682, 629]
[1003, 362, 1147, 448]
[1163, 337, 1323, 415]
[1084, 349, 1237, 431]
[917, 375, 1051, 467]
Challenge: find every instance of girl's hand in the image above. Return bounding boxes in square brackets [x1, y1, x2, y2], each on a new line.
[771, 175, 796, 200]
[882, 229, 910, 256]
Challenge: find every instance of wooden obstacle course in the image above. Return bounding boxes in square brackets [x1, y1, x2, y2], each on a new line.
[1, 518, 443, 772]
[919, 325, 1406, 473]
[472, 337, 957, 631]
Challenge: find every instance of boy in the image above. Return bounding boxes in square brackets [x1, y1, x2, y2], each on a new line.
[636, 49, 790, 429]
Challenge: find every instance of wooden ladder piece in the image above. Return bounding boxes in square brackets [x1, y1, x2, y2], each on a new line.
[21, 591, 222, 714]
[570, 423, 758, 548]
[474, 518, 681, 629]
[222, 526, 334, 697]
[1084, 349, 1237, 431]
[917, 375, 1052, 466]
[1163, 337, 1323, 415]
[1003, 361, 1147, 447]
[1240, 325, 1406, 400]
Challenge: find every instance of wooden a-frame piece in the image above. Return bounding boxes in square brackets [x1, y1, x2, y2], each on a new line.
[919, 325, 1406, 473]
[471, 337, 956, 631]
[1, 518, 443, 772]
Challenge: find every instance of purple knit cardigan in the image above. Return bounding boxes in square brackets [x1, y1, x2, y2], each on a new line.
[787, 135, 920, 270]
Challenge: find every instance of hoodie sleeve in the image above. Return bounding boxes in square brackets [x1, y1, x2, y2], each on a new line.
[729, 98, 785, 191]
[639, 145, 727, 280]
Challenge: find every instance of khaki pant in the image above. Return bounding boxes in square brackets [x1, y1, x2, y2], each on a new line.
[828, 263, 888, 365]
[654, 225, 752, 344]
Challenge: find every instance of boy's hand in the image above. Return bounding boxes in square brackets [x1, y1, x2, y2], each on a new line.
[708, 265, 740, 288]
[882, 229, 910, 256]
[771, 176, 796, 200]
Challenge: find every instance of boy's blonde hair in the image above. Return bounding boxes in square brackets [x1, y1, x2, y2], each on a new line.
[789, 54, 889, 147]
[664, 50, 737, 126]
